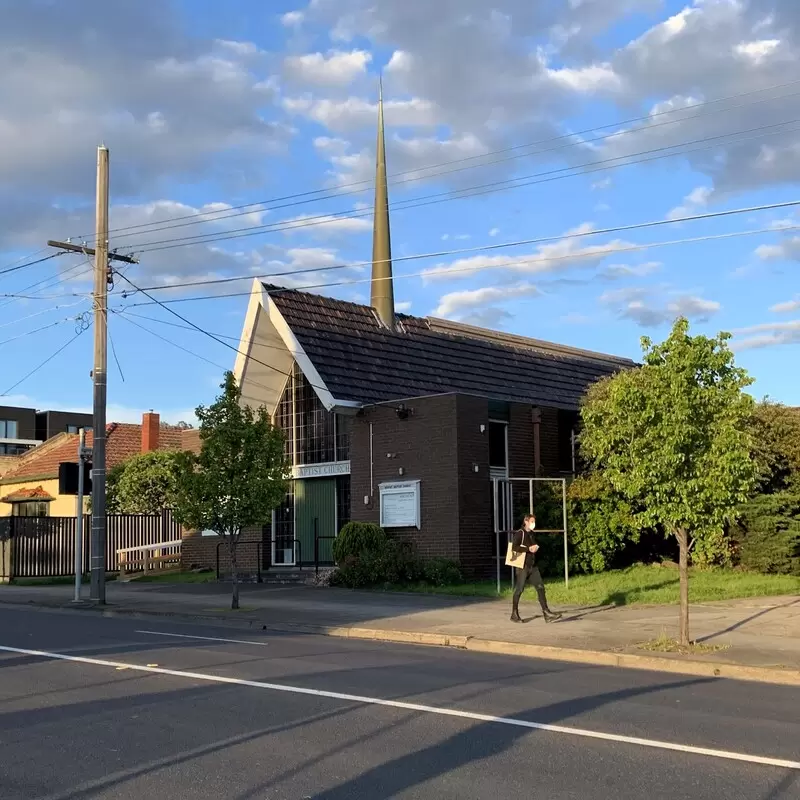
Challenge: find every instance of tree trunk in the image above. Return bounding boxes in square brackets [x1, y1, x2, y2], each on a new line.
[676, 527, 690, 647]
[229, 536, 239, 611]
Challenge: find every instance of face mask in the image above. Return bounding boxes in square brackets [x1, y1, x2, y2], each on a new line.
[529, 521, 536, 530]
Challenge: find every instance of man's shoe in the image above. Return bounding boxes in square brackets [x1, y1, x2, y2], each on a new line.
[543, 610, 563, 623]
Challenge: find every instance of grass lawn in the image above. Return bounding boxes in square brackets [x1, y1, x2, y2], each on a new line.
[388, 564, 800, 607]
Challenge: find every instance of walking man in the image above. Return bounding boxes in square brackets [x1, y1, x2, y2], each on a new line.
[510, 513, 562, 623]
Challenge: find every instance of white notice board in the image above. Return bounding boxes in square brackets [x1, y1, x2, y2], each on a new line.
[379, 480, 421, 529]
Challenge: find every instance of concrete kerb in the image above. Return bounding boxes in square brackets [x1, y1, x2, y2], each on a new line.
[2, 598, 799, 687]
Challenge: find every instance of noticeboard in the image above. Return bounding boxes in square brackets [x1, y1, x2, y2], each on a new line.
[379, 480, 421, 529]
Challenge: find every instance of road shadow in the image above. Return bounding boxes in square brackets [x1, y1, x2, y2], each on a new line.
[244, 676, 714, 800]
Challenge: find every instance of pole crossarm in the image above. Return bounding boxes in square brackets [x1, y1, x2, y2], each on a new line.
[46, 240, 137, 264]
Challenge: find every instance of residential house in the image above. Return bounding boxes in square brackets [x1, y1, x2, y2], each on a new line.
[0, 412, 186, 518]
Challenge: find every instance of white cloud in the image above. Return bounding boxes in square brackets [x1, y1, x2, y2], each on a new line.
[592, 177, 612, 190]
[422, 223, 632, 282]
[770, 296, 800, 313]
[283, 50, 372, 87]
[0, 2, 291, 261]
[433, 283, 541, 318]
[732, 320, 800, 351]
[546, 63, 621, 94]
[489, 227, 500, 237]
[281, 11, 305, 27]
[283, 95, 439, 132]
[281, 213, 372, 238]
[602, 261, 662, 280]
[600, 286, 721, 327]
[433, 282, 540, 324]
[395, 300, 412, 312]
[735, 39, 781, 65]
[666, 185, 712, 221]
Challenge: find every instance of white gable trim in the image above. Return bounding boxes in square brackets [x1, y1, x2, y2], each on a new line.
[233, 280, 356, 415]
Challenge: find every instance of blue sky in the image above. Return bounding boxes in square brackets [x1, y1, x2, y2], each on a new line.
[1, 0, 799, 425]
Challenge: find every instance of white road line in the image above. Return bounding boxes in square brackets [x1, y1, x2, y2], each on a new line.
[135, 630, 270, 647]
[1, 643, 798, 771]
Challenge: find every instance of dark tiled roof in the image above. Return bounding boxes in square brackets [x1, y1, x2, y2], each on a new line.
[265, 286, 635, 410]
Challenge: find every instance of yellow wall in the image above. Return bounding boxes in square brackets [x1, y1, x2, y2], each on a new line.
[0, 478, 88, 518]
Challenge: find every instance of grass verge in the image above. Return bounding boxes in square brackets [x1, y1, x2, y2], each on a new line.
[384, 564, 800, 607]
[638, 630, 730, 656]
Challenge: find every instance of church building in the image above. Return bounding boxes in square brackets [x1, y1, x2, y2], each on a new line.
[181, 93, 634, 578]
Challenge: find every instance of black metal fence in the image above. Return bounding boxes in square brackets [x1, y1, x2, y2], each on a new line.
[0, 510, 181, 581]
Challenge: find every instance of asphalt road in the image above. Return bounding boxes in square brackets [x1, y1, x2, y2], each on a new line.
[0, 607, 797, 800]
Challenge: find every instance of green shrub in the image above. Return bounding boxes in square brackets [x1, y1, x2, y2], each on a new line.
[422, 558, 463, 586]
[331, 539, 420, 588]
[566, 473, 643, 573]
[733, 491, 800, 575]
[332, 521, 386, 564]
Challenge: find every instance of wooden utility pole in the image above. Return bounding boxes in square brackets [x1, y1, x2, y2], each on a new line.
[90, 145, 109, 605]
[46, 147, 136, 606]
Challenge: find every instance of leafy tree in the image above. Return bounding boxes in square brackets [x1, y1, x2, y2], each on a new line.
[106, 451, 185, 515]
[750, 400, 800, 493]
[579, 318, 758, 645]
[173, 372, 288, 609]
[733, 492, 800, 576]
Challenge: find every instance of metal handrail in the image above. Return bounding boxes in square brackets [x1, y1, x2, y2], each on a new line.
[215, 541, 262, 582]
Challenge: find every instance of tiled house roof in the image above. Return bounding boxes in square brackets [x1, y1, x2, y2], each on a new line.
[265, 286, 635, 410]
[0, 422, 187, 485]
[1, 486, 54, 503]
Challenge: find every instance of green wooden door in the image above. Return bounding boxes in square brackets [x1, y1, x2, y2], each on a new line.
[295, 478, 337, 566]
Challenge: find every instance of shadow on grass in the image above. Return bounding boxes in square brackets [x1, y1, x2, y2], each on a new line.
[600, 580, 678, 607]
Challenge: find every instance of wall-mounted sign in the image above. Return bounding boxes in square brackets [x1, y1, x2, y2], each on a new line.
[379, 480, 421, 529]
[293, 461, 350, 479]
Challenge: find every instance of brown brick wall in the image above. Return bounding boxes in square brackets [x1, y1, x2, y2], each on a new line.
[181, 525, 265, 576]
[350, 394, 461, 561]
[454, 395, 492, 577]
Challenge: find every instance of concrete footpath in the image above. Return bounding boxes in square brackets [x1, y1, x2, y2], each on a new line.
[1, 582, 798, 685]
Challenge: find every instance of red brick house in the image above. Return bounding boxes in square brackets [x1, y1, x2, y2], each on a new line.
[0, 412, 187, 518]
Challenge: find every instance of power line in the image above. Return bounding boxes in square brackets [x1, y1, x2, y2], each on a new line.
[0, 247, 49, 274]
[116, 197, 800, 298]
[0, 312, 87, 347]
[1, 327, 89, 397]
[110, 308, 307, 406]
[73, 77, 800, 243]
[0, 251, 64, 278]
[0, 259, 93, 312]
[118, 221, 800, 310]
[125, 117, 800, 255]
[104, 85, 800, 244]
[113, 271, 330, 392]
[0, 298, 88, 330]
[113, 308, 244, 342]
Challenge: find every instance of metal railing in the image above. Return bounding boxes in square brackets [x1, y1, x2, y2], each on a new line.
[215, 541, 262, 582]
[313, 517, 336, 576]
